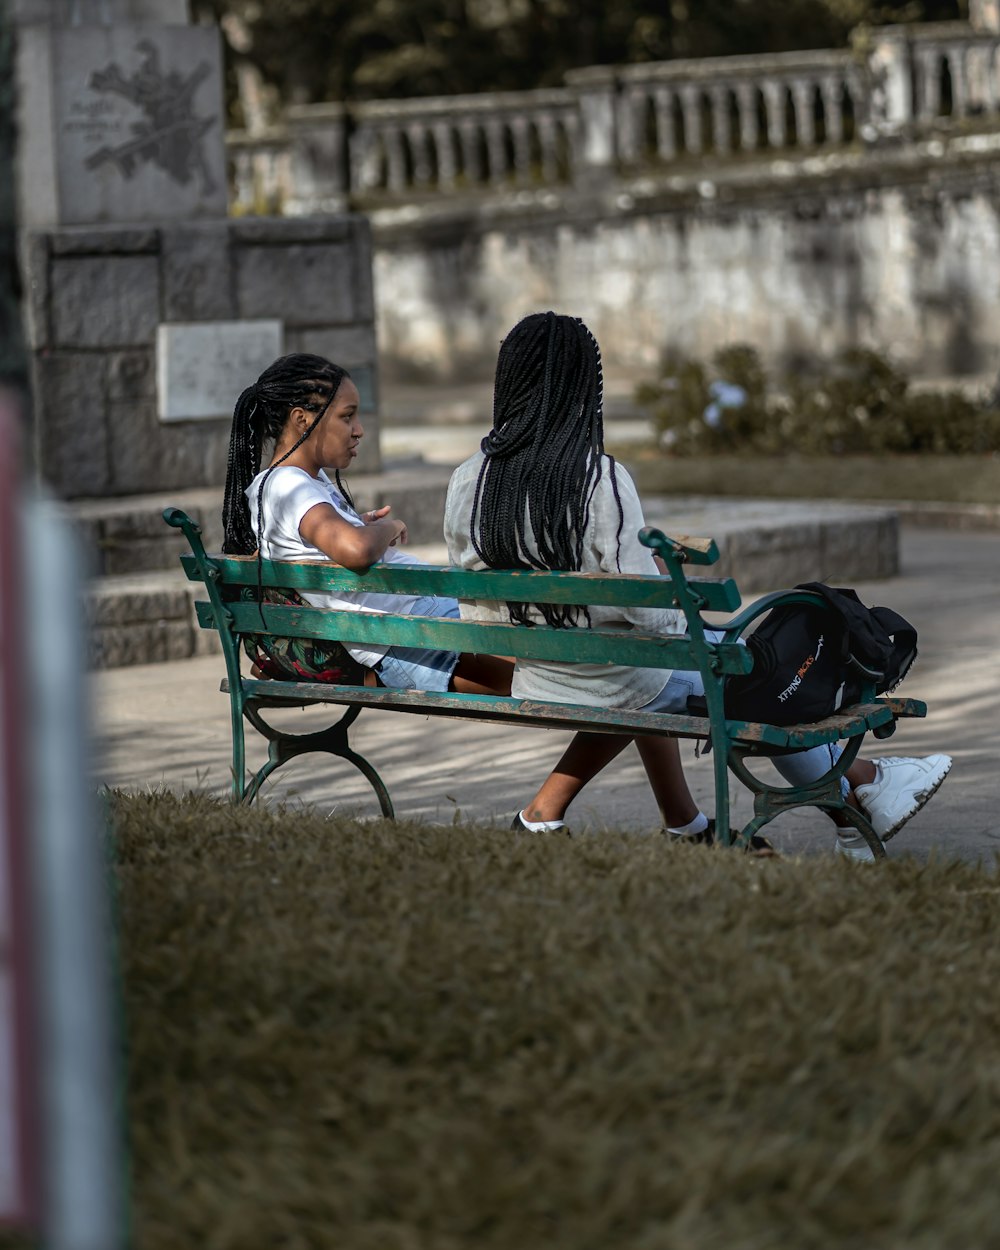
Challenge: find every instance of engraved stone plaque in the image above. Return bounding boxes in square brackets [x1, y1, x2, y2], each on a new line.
[157, 320, 283, 422]
[21, 24, 227, 227]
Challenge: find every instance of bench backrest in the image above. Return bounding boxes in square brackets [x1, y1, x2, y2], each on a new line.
[165, 508, 752, 680]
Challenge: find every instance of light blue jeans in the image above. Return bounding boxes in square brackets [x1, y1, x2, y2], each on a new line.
[640, 632, 850, 797]
[373, 597, 461, 693]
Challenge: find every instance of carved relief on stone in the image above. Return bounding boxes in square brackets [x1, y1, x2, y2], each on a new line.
[84, 40, 216, 192]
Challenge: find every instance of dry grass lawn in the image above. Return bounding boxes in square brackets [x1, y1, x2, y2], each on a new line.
[8, 790, 1000, 1250]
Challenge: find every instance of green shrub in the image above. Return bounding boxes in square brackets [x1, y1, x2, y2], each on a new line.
[635, 348, 711, 454]
[637, 344, 1000, 456]
[642, 345, 781, 455]
[899, 390, 1000, 454]
[785, 348, 911, 454]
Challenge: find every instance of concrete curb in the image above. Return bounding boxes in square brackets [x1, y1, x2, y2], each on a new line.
[883, 500, 1000, 531]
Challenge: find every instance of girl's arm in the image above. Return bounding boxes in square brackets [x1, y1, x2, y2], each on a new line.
[298, 502, 408, 572]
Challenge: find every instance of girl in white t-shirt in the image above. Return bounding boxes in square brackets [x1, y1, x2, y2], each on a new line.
[221, 353, 513, 695]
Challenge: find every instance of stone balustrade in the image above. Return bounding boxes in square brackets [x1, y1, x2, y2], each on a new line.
[229, 103, 350, 216]
[347, 88, 578, 197]
[909, 22, 1000, 122]
[226, 19, 1000, 214]
[577, 49, 865, 166]
[869, 22, 1000, 131]
[229, 128, 292, 216]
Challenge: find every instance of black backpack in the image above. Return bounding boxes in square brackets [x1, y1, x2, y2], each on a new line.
[722, 582, 918, 726]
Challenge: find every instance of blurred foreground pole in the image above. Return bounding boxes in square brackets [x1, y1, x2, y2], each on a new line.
[1, 7, 125, 1249]
[0, 406, 125, 1250]
[0, 394, 38, 1230]
[0, 1, 37, 1234]
[24, 489, 126, 1250]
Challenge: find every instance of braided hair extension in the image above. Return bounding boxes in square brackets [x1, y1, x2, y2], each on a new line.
[221, 353, 349, 614]
[470, 312, 625, 628]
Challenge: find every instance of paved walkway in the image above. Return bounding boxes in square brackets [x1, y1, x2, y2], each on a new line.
[91, 524, 1000, 864]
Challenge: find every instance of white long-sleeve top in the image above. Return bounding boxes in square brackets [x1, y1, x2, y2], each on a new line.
[444, 451, 683, 710]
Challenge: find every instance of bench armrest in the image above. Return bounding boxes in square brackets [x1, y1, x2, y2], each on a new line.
[163, 507, 210, 564]
[713, 588, 830, 640]
[638, 528, 719, 566]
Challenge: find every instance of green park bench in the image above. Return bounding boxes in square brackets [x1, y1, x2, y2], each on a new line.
[165, 507, 927, 857]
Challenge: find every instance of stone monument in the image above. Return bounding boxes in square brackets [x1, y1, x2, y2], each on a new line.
[14, 0, 381, 497]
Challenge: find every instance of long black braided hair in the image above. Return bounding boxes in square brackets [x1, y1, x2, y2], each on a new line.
[469, 312, 624, 627]
[222, 352, 354, 556]
[221, 353, 353, 613]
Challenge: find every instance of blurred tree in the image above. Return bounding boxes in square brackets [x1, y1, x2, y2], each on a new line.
[192, 0, 965, 114]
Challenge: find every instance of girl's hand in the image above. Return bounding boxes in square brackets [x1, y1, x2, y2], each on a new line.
[362, 504, 407, 545]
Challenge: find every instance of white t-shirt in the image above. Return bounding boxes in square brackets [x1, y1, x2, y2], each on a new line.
[246, 466, 428, 668]
[444, 451, 683, 711]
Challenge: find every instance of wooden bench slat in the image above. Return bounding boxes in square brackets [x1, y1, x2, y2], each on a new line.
[180, 553, 742, 613]
[199, 600, 756, 674]
[224, 679, 906, 747]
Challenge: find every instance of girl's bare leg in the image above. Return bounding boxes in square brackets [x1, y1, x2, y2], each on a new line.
[521, 732, 633, 823]
[449, 662, 633, 824]
[522, 732, 703, 829]
[449, 654, 514, 695]
[634, 735, 701, 828]
[449, 650, 706, 829]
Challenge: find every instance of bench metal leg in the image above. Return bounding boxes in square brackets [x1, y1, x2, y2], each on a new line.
[713, 733, 733, 847]
[230, 695, 248, 803]
[237, 702, 396, 819]
[727, 737, 886, 860]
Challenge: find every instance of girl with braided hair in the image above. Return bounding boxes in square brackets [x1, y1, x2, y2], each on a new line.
[445, 312, 713, 840]
[222, 352, 513, 696]
[445, 314, 950, 858]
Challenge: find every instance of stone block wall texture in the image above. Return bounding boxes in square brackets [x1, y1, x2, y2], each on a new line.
[23, 214, 380, 497]
[371, 163, 1000, 386]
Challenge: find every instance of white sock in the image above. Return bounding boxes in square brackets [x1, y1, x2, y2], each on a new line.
[517, 810, 566, 832]
[666, 811, 710, 838]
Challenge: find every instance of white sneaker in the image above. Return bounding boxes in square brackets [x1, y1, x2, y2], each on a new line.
[834, 833, 883, 863]
[854, 754, 952, 841]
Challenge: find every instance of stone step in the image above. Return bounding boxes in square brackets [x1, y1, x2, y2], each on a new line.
[86, 570, 220, 670]
[640, 496, 899, 592]
[72, 487, 226, 578]
[69, 467, 456, 576]
[83, 493, 900, 670]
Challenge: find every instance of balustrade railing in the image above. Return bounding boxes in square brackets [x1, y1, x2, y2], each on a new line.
[226, 19, 1000, 215]
[909, 22, 1000, 121]
[593, 49, 865, 164]
[348, 89, 577, 197]
[229, 129, 291, 216]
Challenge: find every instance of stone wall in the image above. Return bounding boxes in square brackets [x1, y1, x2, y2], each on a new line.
[22, 213, 380, 497]
[371, 150, 1000, 385]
